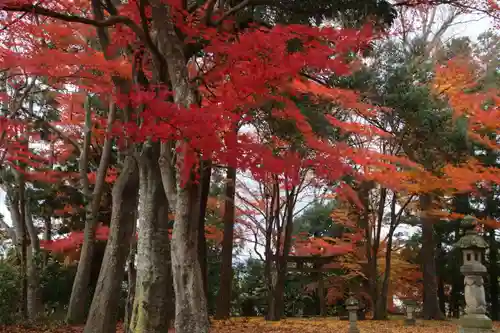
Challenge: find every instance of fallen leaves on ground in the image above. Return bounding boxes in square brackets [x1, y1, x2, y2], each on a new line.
[1, 318, 500, 333]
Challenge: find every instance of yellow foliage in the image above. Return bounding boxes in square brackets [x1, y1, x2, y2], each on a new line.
[211, 318, 498, 333]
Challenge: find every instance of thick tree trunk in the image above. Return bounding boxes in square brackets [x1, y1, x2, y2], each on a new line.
[420, 194, 445, 320]
[129, 145, 174, 333]
[170, 179, 209, 333]
[25, 204, 42, 321]
[83, 156, 140, 333]
[124, 235, 137, 333]
[215, 166, 236, 319]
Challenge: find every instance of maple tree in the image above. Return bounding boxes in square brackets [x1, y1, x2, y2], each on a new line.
[0, 0, 497, 332]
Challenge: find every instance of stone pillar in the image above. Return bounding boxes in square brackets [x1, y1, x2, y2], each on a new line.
[454, 216, 493, 333]
[345, 294, 360, 333]
[403, 300, 417, 326]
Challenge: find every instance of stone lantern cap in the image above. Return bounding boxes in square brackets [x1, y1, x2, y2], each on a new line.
[454, 216, 488, 250]
[345, 294, 359, 310]
[403, 299, 417, 307]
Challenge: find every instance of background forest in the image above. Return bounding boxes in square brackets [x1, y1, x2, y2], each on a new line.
[0, 0, 498, 333]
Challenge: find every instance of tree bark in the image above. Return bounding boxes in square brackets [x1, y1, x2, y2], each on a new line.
[268, 186, 295, 321]
[450, 193, 469, 318]
[420, 194, 445, 320]
[129, 144, 174, 333]
[215, 166, 236, 319]
[42, 217, 51, 267]
[25, 203, 43, 321]
[67, 98, 116, 324]
[83, 156, 140, 333]
[151, 1, 209, 329]
[317, 271, 326, 317]
[198, 160, 212, 301]
[436, 241, 446, 315]
[9, 174, 28, 320]
[124, 220, 137, 333]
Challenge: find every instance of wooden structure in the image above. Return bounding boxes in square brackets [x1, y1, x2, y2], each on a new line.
[285, 254, 338, 317]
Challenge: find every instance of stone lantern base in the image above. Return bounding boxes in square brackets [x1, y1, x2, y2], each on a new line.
[404, 318, 416, 326]
[459, 314, 494, 333]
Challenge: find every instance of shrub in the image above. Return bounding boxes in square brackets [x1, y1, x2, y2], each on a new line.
[0, 261, 20, 324]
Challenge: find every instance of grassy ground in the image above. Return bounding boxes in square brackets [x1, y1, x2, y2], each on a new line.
[1, 317, 499, 332]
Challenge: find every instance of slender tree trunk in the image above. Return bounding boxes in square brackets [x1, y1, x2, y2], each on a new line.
[264, 182, 278, 321]
[83, 156, 140, 333]
[436, 241, 446, 315]
[420, 194, 445, 320]
[268, 187, 295, 321]
[450, 194, 469, 318]
[215, 166, 236, 320]
[129, 145, 174, 333]
[198, 160, 212, 301]
[317, 271, 326, 317]
[489, 229, 499, 320]
[25, 203, 42, 321]
[42, 217, 51, 267]
[67, 97, 116, 324]
[9, 174, 28, 319]
[375, 230, 394, 320]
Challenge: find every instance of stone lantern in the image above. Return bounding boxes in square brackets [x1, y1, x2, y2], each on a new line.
[345, 293, 360, 333]
[403, 299, 417, 326]
[454, 215, 492, 333]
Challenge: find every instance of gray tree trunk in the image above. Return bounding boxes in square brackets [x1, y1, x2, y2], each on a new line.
[25, 204, 43, 321]
[66, 94, 116, 324]
[124, 230, 137, 333]
[83, 156, 140, 333]
[129, 144, 174, 333]
[149, 1, 210, 329]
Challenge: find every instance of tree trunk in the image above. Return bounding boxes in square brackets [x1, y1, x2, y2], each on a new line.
[42, 217, 51, 267]
[9, 177, 28, 319]
[489, 229, 498, 320]
[420, 194, 445, 320]
[450, 193, 469, 318]
[267, 187, 295, 321]
[66, 224, 95, 323]
[317, 272, 326, 317]
[374, 230, 393, 320]
[124, 221, 137, 333]
[25, 204, 42, 321]
[83, 156, 140, 333]
[67, 94, 116, 325]
[170, 177, 209, 333]
[215, 166, 236, 320]
[436, 241, 446, 315]
[129, 145, 174, 333]
[198, 160, 212, 301]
